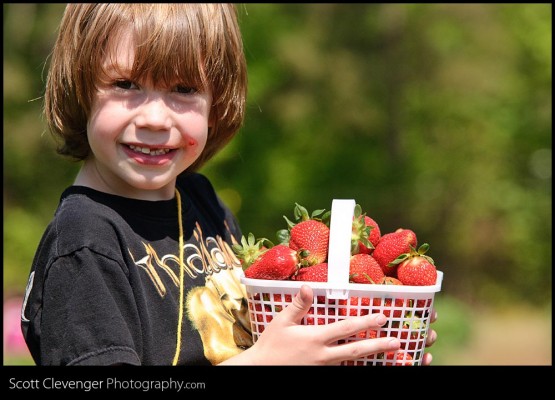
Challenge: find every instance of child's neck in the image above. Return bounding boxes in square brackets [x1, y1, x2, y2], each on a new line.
[74, 160, 177, 201]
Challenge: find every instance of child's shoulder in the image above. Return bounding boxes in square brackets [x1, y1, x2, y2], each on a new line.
[51, 186, 142, 243]
[47, 186, 145, 258]
[56, 186, 126, 223]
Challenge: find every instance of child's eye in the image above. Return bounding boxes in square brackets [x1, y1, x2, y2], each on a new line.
[174, 85, 198, 95]
[114, 80, 138, 90]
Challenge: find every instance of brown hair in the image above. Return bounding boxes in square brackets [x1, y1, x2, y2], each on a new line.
[45, 3, 247, 172]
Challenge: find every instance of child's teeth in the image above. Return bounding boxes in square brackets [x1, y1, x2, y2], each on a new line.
[129, 145, 170, 155]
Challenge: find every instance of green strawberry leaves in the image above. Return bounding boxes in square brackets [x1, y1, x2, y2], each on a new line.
[387, 243, 435, 267]
[232, 233, 274, 270]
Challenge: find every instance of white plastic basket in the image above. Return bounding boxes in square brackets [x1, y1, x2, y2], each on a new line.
[240, 199, 443, 366]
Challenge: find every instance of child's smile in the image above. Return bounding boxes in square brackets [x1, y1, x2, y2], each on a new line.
[123, 143, 177, 165]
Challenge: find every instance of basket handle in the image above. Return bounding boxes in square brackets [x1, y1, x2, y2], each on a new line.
[326, 199, 355, 299]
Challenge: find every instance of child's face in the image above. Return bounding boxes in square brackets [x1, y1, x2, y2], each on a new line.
[84, 29, 212, 200]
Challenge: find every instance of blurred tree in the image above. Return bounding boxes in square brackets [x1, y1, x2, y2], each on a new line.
[3, 4, 551, 310]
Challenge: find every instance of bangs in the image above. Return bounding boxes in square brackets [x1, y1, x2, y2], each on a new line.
[106, 4, 212, 91]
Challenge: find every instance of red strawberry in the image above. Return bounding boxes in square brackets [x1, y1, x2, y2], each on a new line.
[374, 276, 405, 315]
[411, 297, 433, 309]
[392, 322, 426, 351]
[362, 216, 381, 252]
[372, 297, 405, 318]
[355, 329, 382, 339]
[293, 262, 328, 282]
[305, 306, 336, 325]
[397, 256, 437, 286]
[377, 276, 403, 285]
[395, 243, 437, 286]
[279, 203, 330, 266]
[263, 293, 294, 312]
[372, 229, 417, 277]
[254, 303, 274, 323]
[393, 243, 438, 306]
[349, 254, 384, 284]
[383, 351, 413, 366]
[338, 296, 371, 316]
[293, 263, 328, 303]
[351, 205, 381, 255]
[269, 293, 293, 303]
[252, 303, 273, 333]
[244, 244, 299, 280]
[289, 219, 330, 265]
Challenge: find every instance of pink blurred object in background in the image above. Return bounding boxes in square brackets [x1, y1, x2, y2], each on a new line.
[3, 297, 32, 358]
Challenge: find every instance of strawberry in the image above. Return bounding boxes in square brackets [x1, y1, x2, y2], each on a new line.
[362, 216, 381, 252]
[397, 256, 437, 286]
[373, 276, 405, 316]
[411, 297, 433, 309]
[232, 233, 272, 269]
[293, 262, 328, 282]
[377, 276, 403, 285]
[349, 254, 384, 284]
[372, 297, 405, 318]
[293, 263, 328, 303]
[243, 244, 299, 280]
[392, 321, 426, 351]
[263, 293, 294, 312]
[372, 228, 417, 277]
[254, 303, 274, 323]
[305, 306, 336, 325]
[351, 204, 381, 255]
[278, 203, 330, 266]
[268, 293, 293, 303]
[338, 296, 371, 316]
[289, 220, 330, 265]
[251, 302, 274, 333]
[395, 243, 437, 286]
[383, 351, 414, 366]
[356, 329, 381, 339]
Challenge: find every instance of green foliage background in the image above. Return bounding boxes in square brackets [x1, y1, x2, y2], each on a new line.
[3, 4, 552, 364]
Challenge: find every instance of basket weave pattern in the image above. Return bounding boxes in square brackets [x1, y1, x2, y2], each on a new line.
[240, 200, 443, 366]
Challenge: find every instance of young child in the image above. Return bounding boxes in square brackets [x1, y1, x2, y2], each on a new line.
[21, 4, 437, 366]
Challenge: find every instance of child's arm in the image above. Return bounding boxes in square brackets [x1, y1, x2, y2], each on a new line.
[219, 285, 403, 366]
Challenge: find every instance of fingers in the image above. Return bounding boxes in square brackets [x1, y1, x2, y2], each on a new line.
[322, 312, 387, 343]
[421, 352, 433, 366]
[327, 335, 401, 365]
[430, 309, 438, 323]
[278, 285, 313, 325]
[425, 329, 437, 347]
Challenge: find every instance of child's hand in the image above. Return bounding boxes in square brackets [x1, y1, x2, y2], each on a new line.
[221, 285, 402, 365]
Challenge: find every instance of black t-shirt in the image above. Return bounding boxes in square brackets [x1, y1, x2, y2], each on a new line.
[21, 172, 253, 365]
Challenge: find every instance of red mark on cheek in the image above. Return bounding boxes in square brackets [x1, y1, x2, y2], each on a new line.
[188, 139, 196, 146]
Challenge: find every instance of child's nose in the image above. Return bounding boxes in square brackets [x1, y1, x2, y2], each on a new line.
[135, 96, 172, 131]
